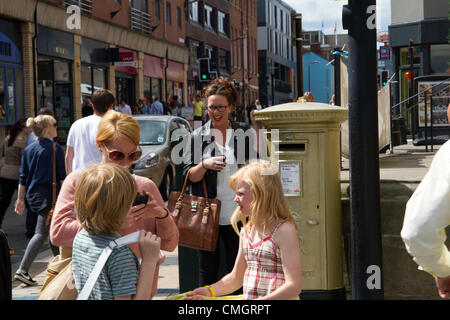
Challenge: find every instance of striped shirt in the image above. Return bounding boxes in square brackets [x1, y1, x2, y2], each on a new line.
[72, 229, 139, 300]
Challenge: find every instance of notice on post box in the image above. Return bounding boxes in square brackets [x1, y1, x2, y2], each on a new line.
[280, 162, 301, 196]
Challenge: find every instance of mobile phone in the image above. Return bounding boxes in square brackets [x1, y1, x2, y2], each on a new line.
[132, 192, 149, 207]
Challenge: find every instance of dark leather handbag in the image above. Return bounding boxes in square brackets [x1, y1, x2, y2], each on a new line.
[167, 170, 221, 252]
[45, 142, 57, 231]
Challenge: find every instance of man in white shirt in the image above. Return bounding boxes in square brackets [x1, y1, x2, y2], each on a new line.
[401, 104, 450, 299]
[116, 99, 132, 115]
[65, 89, 115, 174]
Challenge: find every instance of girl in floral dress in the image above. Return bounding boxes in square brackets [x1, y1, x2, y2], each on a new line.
[187, 160, 302, 300]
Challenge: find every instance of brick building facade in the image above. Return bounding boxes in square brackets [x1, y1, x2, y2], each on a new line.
[0, 0, 188, 143]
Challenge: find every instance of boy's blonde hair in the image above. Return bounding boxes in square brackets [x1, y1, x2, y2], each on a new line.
[75, 163, 137, 235]
[97, 110, 140, 146]
[229, 160, 297, 235]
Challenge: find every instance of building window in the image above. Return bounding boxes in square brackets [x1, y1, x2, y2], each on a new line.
[204, 4, 213, 29]
[166, 2, 171, 25]
[177, 7, 182, 28]
[218, 11, 226, 34]
[131, 0, 147, 12]
[189, 1, 198, 22]
[154, 0, 160, 19]
[218, 49, 228, 69]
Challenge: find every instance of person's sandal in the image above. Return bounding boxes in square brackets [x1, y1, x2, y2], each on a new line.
[14, 271, 37, 286]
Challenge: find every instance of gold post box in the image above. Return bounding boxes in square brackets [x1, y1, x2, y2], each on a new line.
[255, 102, 348, 299]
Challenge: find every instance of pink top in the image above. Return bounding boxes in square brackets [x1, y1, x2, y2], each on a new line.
[49, 171, 179, 297]
[242, 221, 286, 300]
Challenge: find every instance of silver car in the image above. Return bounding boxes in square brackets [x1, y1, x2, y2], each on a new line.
[131, 115, 192, 200]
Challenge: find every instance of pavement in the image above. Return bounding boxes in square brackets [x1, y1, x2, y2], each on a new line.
[4, 139, 443, 300]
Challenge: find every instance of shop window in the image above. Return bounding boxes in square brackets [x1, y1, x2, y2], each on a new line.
[93, 67, 106, 89]
[430, 44, 450, 75]
[54, 60, 70, 82]
[0, 65, 25, 124]
[400, 47, 421, 66]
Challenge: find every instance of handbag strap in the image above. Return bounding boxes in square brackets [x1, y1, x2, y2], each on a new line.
[178, 169, 210, 204]
[76, 231, 140, 300]
[51, 142, 56, 207]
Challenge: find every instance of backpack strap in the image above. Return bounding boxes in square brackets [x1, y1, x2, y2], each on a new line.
[76, 231, 140, 300]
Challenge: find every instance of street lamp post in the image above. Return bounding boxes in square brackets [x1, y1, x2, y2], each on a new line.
[308, 60, 320, 93]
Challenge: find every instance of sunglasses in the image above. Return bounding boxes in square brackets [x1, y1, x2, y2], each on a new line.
[103, 144, 143, 162]
[208, 105, 228, 113]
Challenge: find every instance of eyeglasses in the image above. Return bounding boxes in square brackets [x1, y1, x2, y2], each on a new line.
[208, 105, 228, 113]
[103, 145, 143, 162]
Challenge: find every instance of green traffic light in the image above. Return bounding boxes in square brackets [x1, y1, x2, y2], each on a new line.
[383, 82, 386, 86]
[202, 74, 207, 80]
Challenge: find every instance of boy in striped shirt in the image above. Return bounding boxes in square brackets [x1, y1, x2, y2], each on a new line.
[72, 163, 161, 300]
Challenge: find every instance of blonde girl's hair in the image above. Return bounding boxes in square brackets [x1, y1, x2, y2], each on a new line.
[26, 115, 56, 138]
[75, 163, 137, 235]
[96, 110, 140, 146]
[229, 160, 297, 235]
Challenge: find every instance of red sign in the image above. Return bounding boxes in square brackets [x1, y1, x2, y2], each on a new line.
[119, 52, 134, 62]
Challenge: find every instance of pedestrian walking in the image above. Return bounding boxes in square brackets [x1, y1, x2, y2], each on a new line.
[150, 96, 164, 115]
[81, 97, 93, 118]
[65, 89, 115, 175]
[72, 163, 161, 300]
[187, 160, 302, 300]
[50, 110, 178, 298]
[192, 94, 204, 124]
[116, 99, 132, 115]
[182, 77, 259, 288]
[14, 115, 66, 285]
[0, 119, 30, 229]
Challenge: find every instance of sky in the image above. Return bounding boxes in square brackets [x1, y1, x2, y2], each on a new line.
[283, 0, 392, 34]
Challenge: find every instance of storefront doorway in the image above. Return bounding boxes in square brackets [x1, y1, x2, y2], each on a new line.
[38, 58, 73, 144]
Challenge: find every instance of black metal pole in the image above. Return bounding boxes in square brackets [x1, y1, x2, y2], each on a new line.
[409, 40, 415, 142]
[33, 1, 39, 115]
[295, 13, 303, 97]
[343, 0, 384, 300]
[333, 48, 341, 106]
[424, 90, 428, 152]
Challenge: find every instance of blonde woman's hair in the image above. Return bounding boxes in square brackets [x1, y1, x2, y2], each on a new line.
[75, 163, 137, 235]
[26, 115, 56, 138]
[229, 160, 297, 235]
[96, 110, 140, 146]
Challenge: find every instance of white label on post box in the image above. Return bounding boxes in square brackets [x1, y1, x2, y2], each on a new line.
[280, 162, 301, 196]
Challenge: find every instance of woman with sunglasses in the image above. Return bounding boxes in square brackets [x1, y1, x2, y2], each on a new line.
[182, 77, 259, 289]
[14, 115, 65, 285]
[50, 110, 179, 297]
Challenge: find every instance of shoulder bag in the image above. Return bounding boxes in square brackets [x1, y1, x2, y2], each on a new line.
[45, 142, 57, 231]
[167, 170, 221, 252]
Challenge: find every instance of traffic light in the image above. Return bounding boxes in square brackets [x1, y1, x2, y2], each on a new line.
[381, 71, 388, 87]
[199, 58, 210, 82]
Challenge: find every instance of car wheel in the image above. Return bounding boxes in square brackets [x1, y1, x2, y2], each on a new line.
[159, 169, 172, 201]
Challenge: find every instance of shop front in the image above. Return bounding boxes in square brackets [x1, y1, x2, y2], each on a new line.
[166, 60, 184, 103]
[80, 37, 109, 103]
[37, 26, 74, 144]
[115, 48, 138, 107]
[0, 19, 25, 128]
[143, 54, 163, 102]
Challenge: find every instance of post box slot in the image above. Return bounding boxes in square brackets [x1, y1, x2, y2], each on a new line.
[279, 143, 306, 152]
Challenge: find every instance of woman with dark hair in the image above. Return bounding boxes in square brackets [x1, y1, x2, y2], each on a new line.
[0, 118, 30, 228]
[182, 77, 259, 287]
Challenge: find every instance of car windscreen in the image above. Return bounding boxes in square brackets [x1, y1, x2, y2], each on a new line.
[137, 120, 167, 145]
